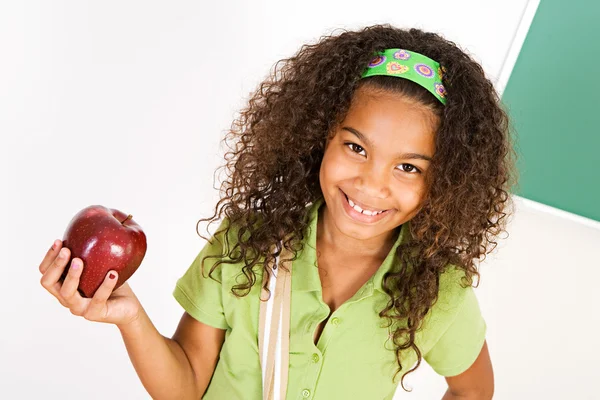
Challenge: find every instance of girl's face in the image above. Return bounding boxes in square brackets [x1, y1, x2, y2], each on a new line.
[319, 87, 438, 242]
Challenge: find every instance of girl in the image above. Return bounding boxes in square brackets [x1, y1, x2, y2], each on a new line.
[40, 24, 516, 399]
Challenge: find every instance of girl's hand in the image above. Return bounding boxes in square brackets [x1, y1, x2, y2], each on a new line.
[39, 240, 143, 329]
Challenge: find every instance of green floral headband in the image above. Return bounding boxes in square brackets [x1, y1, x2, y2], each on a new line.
[360, 48, 447, 105]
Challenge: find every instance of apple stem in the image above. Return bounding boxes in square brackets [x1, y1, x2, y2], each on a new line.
[121, 214, 133, 225]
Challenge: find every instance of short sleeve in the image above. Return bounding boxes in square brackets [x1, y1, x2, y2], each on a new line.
[423, 286, 487, 377]
[172, 219, 230, 330]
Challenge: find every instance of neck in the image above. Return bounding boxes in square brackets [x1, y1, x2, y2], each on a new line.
[316, 203, 399, 266]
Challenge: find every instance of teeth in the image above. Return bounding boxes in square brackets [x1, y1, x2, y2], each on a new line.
[347, 197, 384, 216]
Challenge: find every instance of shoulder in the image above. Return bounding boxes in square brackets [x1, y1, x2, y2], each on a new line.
[418, 264, 481, 345]
[201, 214, 271, 282]
[419, 265, 488, 377]
[435, 264, 474, 310]
[188, 216, 246, 283]
[200, 214, 258, 261]
[204, 216, 242, 252]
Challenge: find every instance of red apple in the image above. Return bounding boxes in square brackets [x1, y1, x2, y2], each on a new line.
[59, 205, 147, 298]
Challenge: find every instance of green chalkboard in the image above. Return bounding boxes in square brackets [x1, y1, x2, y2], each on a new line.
[501, 0, 600, 222]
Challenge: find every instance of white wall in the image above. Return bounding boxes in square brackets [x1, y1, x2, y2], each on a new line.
[3, 1, 598, 399]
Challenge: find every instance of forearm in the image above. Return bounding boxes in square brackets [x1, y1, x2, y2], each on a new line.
[118, 306, 200, 400]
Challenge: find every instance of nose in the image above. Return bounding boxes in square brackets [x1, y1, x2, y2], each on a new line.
[353, 163, 391, 199]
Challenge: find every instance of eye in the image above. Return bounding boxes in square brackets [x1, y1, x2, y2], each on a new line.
[344, 142, 366, 156]
[344, 142, 422, 174]
[396, 163, 421, 174]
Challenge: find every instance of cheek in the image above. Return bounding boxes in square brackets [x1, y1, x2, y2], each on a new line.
[406, 189, 424, 205]
[320, 148, 352, 181]
[391, 179, 428, 205]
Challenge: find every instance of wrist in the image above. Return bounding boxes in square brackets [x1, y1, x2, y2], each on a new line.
[117, 307, 147, 336]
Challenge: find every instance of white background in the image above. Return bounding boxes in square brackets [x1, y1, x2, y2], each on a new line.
[2, 1, 599, 399]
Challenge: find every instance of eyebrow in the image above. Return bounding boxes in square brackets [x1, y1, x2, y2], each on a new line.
[341, 126, 433, 162]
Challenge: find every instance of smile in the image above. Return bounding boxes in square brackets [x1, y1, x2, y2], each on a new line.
[339, 189, 392, 223]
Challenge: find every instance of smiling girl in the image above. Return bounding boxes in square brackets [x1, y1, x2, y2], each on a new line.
[41, 24, 516, 399]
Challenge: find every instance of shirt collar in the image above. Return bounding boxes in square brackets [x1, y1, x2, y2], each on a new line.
[292, 196, 411, 295]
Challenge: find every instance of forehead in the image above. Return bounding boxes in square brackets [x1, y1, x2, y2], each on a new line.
[339, 87, 438, 151]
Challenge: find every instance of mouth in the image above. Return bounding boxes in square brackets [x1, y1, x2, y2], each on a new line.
[339, 188, 392, 223]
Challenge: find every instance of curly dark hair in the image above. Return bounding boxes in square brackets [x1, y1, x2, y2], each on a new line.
[196, 24, 518, 391]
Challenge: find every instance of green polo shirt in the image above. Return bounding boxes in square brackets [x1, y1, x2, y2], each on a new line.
[173, 197, 486, 399]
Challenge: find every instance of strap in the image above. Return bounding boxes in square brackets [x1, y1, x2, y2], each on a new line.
[279, 251, 292, 400]
[258, 243, 292, 400]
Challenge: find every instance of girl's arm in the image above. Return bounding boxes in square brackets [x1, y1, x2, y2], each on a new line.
[39, 242, 224, 399]
[119, 308, 226, 400]
[441, 340, 494, 399]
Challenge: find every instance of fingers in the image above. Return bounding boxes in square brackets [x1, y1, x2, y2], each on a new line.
[39, 241, 124, 324]
[39, 239, 62, 274]
[59, 258, 82, 297]
[40, 247, 71, 297]
[40, 246, 87, 312]
[84, 271, 119, 321]
[59, 258, 88, 315]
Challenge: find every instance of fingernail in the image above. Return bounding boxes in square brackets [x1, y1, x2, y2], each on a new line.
[51, 240, 57, 251]
[59, 248, 68, 258]
[109, 273, 116, 280]
[72, 260, 80, 270]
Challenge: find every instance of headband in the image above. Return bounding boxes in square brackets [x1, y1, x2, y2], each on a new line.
[360, 48, 447, 105]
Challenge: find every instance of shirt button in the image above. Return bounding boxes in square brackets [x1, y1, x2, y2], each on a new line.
[312, 353, 320, 363]
[331, 317, 340, 325]
[302, 389, 311, 398]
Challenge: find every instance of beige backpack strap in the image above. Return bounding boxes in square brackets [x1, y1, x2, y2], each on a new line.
[278, 250, 292, 400]
[258, 243, 292, 400]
